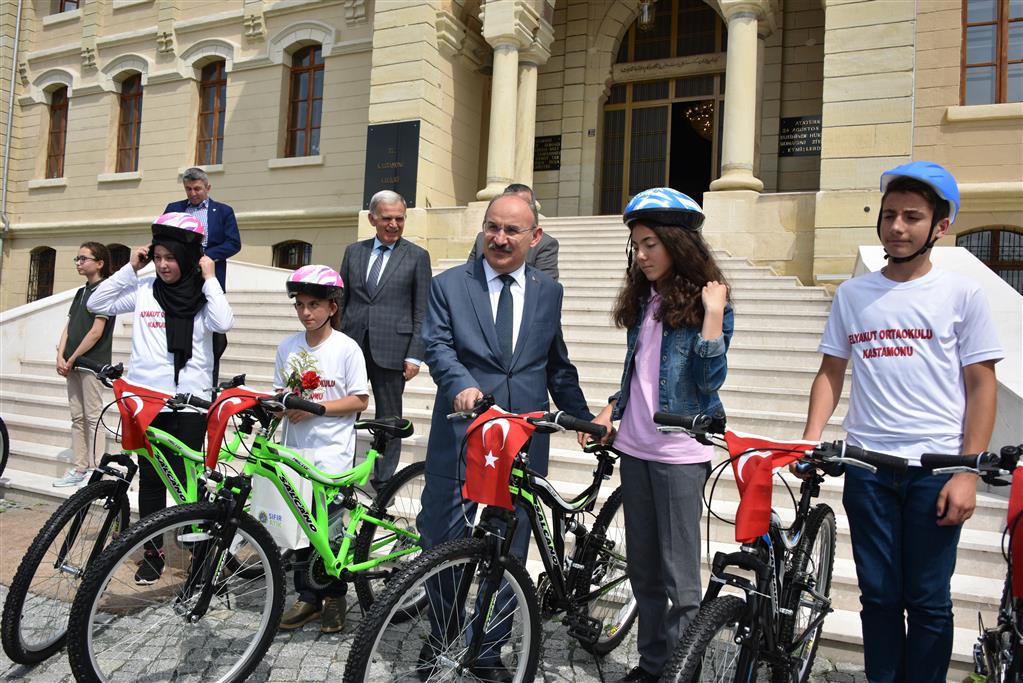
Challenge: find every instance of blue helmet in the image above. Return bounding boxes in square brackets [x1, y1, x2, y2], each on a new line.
[623, 188, 705, 231]
[880, 161, 960, 224]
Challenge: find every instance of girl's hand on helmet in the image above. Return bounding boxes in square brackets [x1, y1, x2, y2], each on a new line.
[130, 245, 150, 272]
[702, 281, 728, 314]
[199, 255, 216, 280]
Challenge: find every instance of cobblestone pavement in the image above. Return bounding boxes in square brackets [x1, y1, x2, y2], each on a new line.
[0, 498, 866, 682]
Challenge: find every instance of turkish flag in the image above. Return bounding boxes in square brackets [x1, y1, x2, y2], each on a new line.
[462, 406, 542, 510]
[112, 379, 172, 454]
[1009, 468, 1023, 599]
[724, 430, 817, 543]
[206, 387, 270, 468]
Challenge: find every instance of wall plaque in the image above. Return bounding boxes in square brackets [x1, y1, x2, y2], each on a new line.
[533, 135, 562, 172]
[363, 120, 420, 208]
[778, 115, 821, 157]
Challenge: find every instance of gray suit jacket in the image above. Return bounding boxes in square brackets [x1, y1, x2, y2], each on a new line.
[339, 237, 432, 370]
[467, 232, 559, 281]
[421, 258, 590, 478]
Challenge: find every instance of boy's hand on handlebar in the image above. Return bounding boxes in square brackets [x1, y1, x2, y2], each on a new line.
[936, 472, 978, 526]
[579, 405, 615, 447]
[199, 255, 216, 281]
[453, 387, 483, 413]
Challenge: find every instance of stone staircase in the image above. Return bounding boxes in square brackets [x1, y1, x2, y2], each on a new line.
[0, 215, 1003, 676]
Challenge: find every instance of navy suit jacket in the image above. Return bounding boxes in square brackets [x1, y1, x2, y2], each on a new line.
[422, 258, 591, 479]
[163, 198, 240, 291]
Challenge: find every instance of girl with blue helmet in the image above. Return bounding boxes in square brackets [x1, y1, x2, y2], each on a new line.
[586, 187, 733, 682]
[803, 161, 1002, 682]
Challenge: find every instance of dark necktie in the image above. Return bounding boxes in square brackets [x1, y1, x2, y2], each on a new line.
[366, 245, 388, 295]
[496, 274, 514, 365]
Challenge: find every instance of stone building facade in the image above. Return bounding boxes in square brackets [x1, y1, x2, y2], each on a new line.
[1, 0, 1020, 309]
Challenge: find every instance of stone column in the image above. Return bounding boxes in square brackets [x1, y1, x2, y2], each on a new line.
[477, 42, 520, 200]
[513, 59, 538, 187]
[710, 1, 765, 192]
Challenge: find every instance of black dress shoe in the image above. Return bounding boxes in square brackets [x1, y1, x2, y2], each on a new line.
[468, 659, 514, 682]
[615, 665, 660, 682]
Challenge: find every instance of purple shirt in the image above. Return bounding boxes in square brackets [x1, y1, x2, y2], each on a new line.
[613, 290, 713, 464]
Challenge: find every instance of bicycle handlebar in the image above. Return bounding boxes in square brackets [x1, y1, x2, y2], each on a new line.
[263, 392, 326, 416]
[447, 394, 497, 421]
[167, 393, 213, 411]
[812, 441, 908, 473]
[530, 411, 607, 438]
[653, 412, 726, 434]
[72, 357, 123, 385]
[919, 451, 1002, 472]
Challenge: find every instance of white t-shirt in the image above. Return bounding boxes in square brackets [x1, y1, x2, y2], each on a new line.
[273, 329, 369, 474]
[88, 263, 234, 396]
[819, 267, 1003, 464]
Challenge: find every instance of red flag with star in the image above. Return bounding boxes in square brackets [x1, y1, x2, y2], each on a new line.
[205, 387, 270, 468]
[724, 430, 817, 543]
[112, 379, 172, 454]
[462, 407, 542, 510]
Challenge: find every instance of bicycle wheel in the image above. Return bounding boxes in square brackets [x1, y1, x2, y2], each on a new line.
[0, 415, 8, 478]
[578, 486, 638, 655]
[66, 502, 284, 683]
[352, 460, 425, 614]
[2, 478, 130, 664]
[773, 504, 836, 683]
[344, 537, 540, 683]
[661, 595, 760, 682]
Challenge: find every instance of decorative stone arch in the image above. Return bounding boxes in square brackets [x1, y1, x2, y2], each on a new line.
[99, 54, 150, 92]
[26, 68, 76, 105]
[267, 21, 337, 65]
[180, 39, 237, 79]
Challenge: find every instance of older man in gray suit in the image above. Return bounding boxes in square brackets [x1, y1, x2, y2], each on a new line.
[339, 190, 432, 486]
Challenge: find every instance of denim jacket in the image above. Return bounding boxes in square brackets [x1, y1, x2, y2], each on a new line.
[610, 299, 733, 422]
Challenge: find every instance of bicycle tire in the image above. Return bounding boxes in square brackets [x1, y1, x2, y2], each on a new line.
[1, 478, 130, 664]
[773, 504, 836, 683]
[0, 416, 8, 479]
[343, 537, 541, 683]
[578, 486, 638, 655]
[352, 460, 426, 615]
[661, 595, 755, 682]
[66, 502, 284, 683]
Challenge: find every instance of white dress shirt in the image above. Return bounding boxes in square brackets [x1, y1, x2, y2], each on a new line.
[481, 259, 525, 354]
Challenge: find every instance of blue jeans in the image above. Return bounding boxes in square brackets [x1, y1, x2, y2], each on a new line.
[842, 465, 961, 683]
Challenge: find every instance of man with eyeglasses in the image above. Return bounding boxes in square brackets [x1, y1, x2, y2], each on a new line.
[466, 183, 559, 281]
[338, 190, 432, 487]
[416, 193, 590, 681]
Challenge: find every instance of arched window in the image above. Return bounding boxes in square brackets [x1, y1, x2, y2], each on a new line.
[196, 60, 227, 165]
[957, 227, 1023, 293]
[286, 45, 324, 157]
[28, 247, 56, 302]
[107, 244, 131, 272]
[117, 73, 143, 172]
[273, 241, 312, 270]
[46, 86, 69, 179]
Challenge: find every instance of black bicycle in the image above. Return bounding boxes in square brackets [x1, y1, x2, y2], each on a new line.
[655, 413, 908, 683]
[343, 396, 637, 682]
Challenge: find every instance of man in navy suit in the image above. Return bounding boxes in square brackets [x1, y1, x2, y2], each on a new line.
[164, 167, 241, 381]
[416, 193, 591, 680]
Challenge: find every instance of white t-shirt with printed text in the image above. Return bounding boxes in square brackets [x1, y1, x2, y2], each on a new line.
[273, 329, 369, 475]
[819, 267, 1003, 464]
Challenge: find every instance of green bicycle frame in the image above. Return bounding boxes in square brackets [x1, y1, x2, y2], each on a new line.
[125, 427, 245, 506]
[239, 434, 420, 580]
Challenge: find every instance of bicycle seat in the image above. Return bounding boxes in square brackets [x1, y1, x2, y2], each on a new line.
[355, 417, 414, 440]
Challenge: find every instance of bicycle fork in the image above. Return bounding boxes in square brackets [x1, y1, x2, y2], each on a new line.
[460, 507, 518, 671]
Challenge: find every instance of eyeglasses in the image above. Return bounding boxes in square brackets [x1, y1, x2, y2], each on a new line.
[483, 222, 534, 237]
[72, 256, 97, 264]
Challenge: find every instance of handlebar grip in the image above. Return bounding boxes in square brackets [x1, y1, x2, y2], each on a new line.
[282, 394, 326, 416]
[179, 394, 213, 411]
[217, 374, 246, 390]
[919, 451, 1001, 472]
[550, 412, 607, 439]
[843, 444, 908, 472]
[653, 412, 708, 430]
[72, 357, 107, 373]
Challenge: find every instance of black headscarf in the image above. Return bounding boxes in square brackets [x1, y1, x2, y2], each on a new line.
[151, 235, 206, 383]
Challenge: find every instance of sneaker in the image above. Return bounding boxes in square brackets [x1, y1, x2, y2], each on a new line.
[279, 600, 321, 630]
[134, 549, 165, 585]
[320, 596, 346, 634]
[615, 665, 660, 682]
[53, 468, 88, 487]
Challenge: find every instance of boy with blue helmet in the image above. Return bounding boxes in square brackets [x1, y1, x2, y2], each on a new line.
[802, 161, 1002, 681]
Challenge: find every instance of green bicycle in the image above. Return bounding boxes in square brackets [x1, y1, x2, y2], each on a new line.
[1, 357, 245, 665]
[65, 384, 425, 683]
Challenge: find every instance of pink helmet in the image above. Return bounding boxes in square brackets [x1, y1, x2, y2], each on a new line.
[152, 212, 205, 245]
[286, 264, 345, 300]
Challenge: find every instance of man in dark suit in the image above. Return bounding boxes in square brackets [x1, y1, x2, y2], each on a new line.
[417, 193, 591, 680]
[466, 183, 559, 281]
[339, 190, 432, 486]
[164, 167, 240, 382]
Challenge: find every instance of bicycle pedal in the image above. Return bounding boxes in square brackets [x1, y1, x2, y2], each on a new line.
[564, 612, 602, 645]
